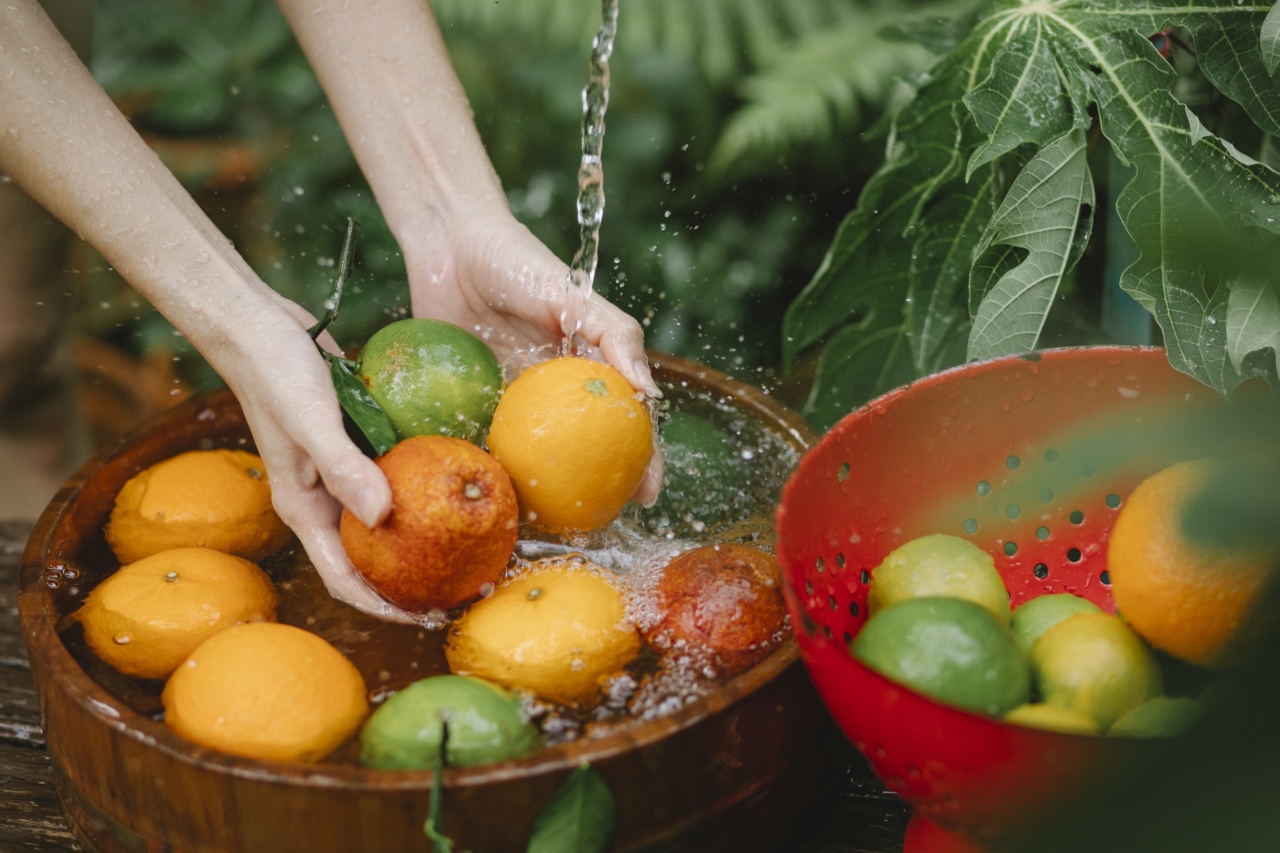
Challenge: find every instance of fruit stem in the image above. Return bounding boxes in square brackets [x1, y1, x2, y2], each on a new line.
[308, 218, 362, 343]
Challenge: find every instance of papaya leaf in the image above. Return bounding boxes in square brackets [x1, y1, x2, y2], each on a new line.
[328, 357, 397, 457]
[1264, 1, 1280, 75]
[968, 130, 1094, 360]
[790, 0, 1280, 418]
[964, 24, 1083, 178]
[1227, 277, 1280, 376]
[526, 764, 615, 853]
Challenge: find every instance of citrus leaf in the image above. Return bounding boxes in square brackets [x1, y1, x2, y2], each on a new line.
[968, 130, 1094, 360]
[328, 358, 397, 457]
[526, 765, 615, 853]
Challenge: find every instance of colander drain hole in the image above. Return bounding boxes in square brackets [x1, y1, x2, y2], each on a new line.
[1033, 563, 1049, 579]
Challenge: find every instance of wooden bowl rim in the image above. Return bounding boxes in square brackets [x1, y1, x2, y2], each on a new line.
[19, 350, 816, 790]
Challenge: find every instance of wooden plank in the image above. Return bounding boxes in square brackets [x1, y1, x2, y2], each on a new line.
[0, 742, 81, 851]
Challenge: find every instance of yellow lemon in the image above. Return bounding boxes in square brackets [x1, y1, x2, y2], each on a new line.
[1004, 703, 1101, 735]
[867, 533, 1010, 623]
[1029, 612, 1163, 730]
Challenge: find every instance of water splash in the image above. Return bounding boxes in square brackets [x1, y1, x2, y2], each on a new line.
[560, 0, 619, 351]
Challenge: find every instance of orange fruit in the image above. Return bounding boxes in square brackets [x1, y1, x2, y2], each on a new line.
[74, 547, 277, 680]
[1029, 612, 1163, 730]
[1108, 460, 1280, 668]
[445, 557, 641, 706]
[105, 449, 291, 564]
[485, 357, 653, 534]
[340, 435, 519, 613]
[645, 543, 787, 676]
[163, 622, 368, 762]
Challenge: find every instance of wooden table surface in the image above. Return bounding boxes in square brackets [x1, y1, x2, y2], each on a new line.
[0, 520, 911, 852]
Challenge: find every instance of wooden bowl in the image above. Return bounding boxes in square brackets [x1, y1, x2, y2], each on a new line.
[19, 352, 830, 853]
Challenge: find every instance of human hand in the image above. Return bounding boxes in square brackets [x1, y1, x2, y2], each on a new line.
[212, 292, 419, 623]
[401, 206, 665, 507]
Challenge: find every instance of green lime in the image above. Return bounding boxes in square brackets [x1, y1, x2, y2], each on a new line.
[357, 318, 503, 444]
[868, 534, 1010, 623]
[1029, 612, 1163, 730]
[1003, 703, 1100, 735]
[1108, 695, 1202, 737]
[359, 674, 542, 769]
[1011, 593, 1103, 655]
[851, 596, 1030, 716]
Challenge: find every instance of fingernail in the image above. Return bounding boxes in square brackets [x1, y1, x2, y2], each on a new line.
[633, 359, 662, 398]
[355, 485, 384, 528]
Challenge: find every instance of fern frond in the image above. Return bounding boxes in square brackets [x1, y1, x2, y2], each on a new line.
[709, 21, 930, 173]
[431, 0, 855, 84]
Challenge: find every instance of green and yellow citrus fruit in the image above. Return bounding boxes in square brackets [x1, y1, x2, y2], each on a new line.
[357, 318, 503, 444]
[1108, 695, 1202, 737]
[1011, 593, 1103, 655]
[867, 534, 1010, 623]
[1029, 612, 1163, 730]
[1003, 702, 1100, 735]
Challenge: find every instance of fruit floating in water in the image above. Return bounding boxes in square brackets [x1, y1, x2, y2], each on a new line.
[445, 557, 641, 706]
[644, 543, 786, 676]
[360, 674, 542, 769]
[75, 546, 277, 681]
[162, 621, 368, 763]
[105, 448, 291, 563]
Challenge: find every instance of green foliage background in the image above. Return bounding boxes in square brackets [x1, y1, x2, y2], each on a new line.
[76, 0, 932, 401]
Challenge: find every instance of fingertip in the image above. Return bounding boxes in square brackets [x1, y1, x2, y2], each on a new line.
[354, 483, 391, 528]
[632, 358, 662, 399]
[635, 449, 665, 508]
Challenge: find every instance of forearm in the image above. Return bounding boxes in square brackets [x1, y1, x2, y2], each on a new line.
[276, 0, 509, 247]
[0, 1, 280, 372]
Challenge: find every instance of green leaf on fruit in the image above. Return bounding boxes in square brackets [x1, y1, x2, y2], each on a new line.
[786, 0, 1280, 427]
[328, 357, 397, 457]
[526, 764, 616, 853]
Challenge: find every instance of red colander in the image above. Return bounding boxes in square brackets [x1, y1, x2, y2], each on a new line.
[774, 346, 1252, 848]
